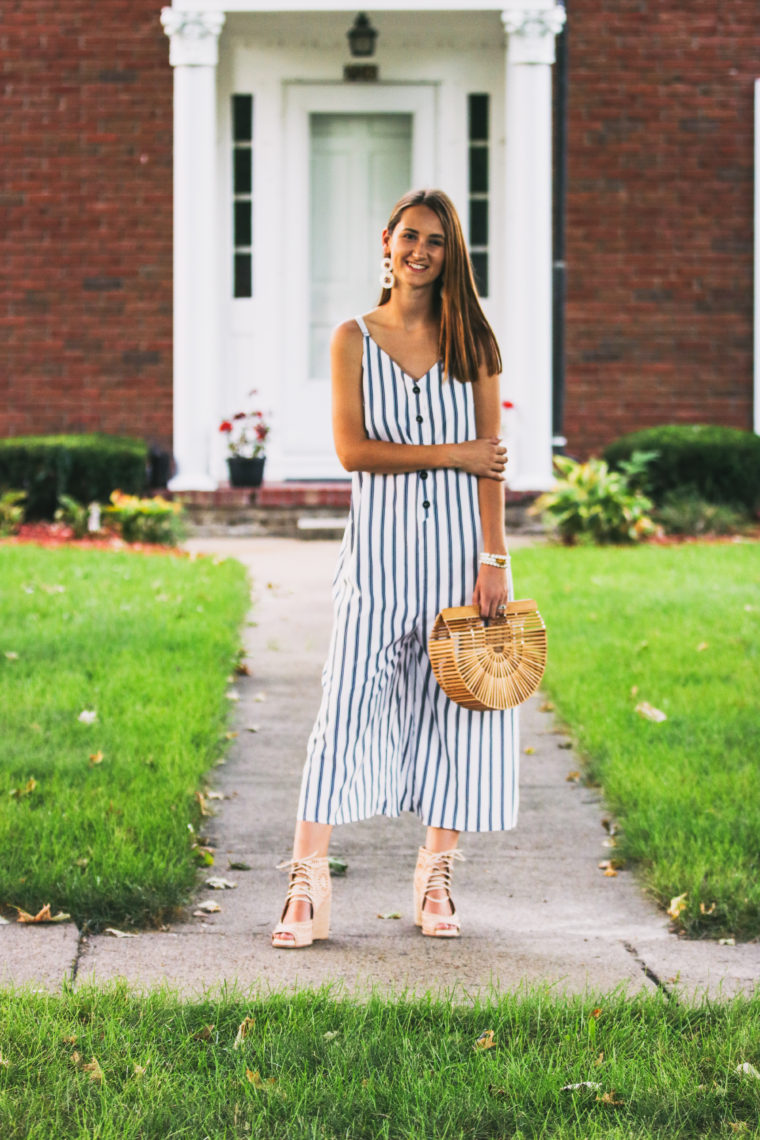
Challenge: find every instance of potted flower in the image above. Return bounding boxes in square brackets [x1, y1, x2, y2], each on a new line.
[219, 393, 271, 487]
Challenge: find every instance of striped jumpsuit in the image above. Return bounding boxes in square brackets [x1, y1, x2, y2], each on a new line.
[297, 317, 519, 833]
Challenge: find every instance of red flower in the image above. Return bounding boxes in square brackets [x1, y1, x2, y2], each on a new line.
[219, 420, 233, 432]
[501, 401, 514, 410]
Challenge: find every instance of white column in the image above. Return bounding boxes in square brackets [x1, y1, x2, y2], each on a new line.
[161, 9, 225, 491]
[501, 4, 566, 491]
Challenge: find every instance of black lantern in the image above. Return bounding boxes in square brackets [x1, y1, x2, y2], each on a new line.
[347, 13, 378, 58]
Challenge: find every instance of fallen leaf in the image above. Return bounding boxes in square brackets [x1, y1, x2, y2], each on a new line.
[523, 746, 536, 755]
[558, 741, 573, 750]
[598, 861, 618, 877]
[226, 689, 241, 702]
[193, 1025, 214, 1041]
[88, 751, 104, 766]
[729, 1124, 749, 1134]
[601, 818, 618, 836]
[323, 1031, 340, 1041]
[206, 791, 224, 801]
[225, 731, 238, 740]
[720, 937, 736, 946]
[9, 777, 37, 800]
[0, 1052, 10, 1068]
[700, 902, 717, 916]
[14, 903, 71, 924]
[590, 1008, 602, 1019]
[77, 710, 97, 725]
[195, 792, 210, 817]
[235, 661, 251, 675]
[667, 892, 688, 920]
[103, 927, 137, 938]
[83, 1057, 104, 1084]
[377, 911, 402, 920]
[696, 641, 709, 652]
[253, 692, 268, 702]
[473, 1030, 497, 1051]
[62, 1035, 77, 1045]
[566, 770, 581, 783]
[246, 1068, 263, 1087]
[736, 1063, 760, 1079]
[630, 685, 639, 697]
[328, 856, 348, 876]
[539, 701, 554, 712]
[594, 1051, 605, 1067]
[71, 1051, 82, 1066]
[133, 1063, 147, 1078]
[4, 651, 19, 661]
[602, 838, 617, 849]
[228, 861, 251, 872]
[597, 1090, 624, 1106]
[234, 1017, 256, 1050]
[246, 725, 260, 733]
[205, 877, 237, 890]
[562, 1081, 601, 1091]
[635, 701, 667, 723]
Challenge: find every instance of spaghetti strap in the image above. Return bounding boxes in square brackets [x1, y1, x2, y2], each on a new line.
[354, 315, 370, 336]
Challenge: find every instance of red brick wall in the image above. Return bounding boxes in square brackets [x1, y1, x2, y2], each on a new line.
[564, 0, 758, 458]
[0, 1, 173, 449]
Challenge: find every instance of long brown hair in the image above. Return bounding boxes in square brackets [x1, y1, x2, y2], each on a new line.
[379, 188, 502, 383]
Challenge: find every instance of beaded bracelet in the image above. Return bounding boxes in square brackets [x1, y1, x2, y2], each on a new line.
[479, 552, 510, 569]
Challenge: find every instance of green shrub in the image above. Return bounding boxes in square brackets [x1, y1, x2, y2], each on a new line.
[103, 490, 185, 545]
[0, 434, 147, 519]
[655, 489, 749, 536]
[530, 453, 656, 544]
[0, 490, 26, 536]
[604, 424, 760, 511]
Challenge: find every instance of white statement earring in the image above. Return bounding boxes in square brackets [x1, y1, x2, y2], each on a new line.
[380, 256, 394, 290]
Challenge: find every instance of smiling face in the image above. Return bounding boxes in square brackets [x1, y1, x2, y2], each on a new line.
[383, 205, 446, 289]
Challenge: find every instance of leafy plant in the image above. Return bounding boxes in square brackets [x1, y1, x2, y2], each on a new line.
[530, 453, 656, 544]
[0, 489, 26, 536]
[219, 390, 271, 458]
[54, 493, 90, 538]
[655, 489, 749, 536]
[104, 490, 185, 545]
[604, 423, 760, 512]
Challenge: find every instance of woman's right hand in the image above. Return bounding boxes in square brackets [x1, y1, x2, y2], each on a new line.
[454, 437, 507, 480]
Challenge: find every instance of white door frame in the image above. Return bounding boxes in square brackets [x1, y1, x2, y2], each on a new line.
[281, 82, 437, 478]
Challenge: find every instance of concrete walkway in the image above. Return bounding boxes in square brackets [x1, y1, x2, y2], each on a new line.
[3, 537, 758, 1000]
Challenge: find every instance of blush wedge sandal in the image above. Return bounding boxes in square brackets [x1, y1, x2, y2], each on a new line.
[413, 847, 465, 938]
[271, 853, 331, 949]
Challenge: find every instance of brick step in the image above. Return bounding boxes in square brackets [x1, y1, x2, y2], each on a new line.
[168, 483, 543, 540]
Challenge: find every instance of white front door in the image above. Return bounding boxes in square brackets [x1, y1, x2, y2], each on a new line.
[309, 113, 411, 383]
[282, 85, 436, 479]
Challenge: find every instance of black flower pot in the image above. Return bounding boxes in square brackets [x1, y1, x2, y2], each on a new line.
[227, 456, 266, 488]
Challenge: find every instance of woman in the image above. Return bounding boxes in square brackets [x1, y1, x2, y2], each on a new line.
[272, 188, 518, 948]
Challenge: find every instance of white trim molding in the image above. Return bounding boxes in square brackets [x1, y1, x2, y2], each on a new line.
[502, 6, 566, 65]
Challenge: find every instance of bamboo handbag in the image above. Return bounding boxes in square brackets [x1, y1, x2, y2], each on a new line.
[428, 601, 547, 711]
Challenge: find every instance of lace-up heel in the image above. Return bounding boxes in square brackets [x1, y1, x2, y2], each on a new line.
[271, 853, 331, 949]
[413, 846, 464, 938]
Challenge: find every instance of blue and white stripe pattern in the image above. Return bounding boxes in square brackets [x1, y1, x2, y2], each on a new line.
[298, 317, 519, 832]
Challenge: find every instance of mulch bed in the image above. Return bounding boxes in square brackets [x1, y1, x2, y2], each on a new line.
[1, 522, 187, 555]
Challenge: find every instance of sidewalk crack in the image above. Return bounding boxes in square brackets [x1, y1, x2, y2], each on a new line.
[70, 927, 86, 985]
[623, 940, 673, 999]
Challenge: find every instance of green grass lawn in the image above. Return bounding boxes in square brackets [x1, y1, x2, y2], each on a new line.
[1, 985, 759, 1139]
[511, 542, 760, 941]
[0, 545, 250, 930]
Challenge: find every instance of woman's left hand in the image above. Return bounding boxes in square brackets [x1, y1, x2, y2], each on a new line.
[472, 565, 509, 620]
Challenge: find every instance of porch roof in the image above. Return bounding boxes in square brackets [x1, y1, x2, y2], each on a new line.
[173, 1, 542, 13]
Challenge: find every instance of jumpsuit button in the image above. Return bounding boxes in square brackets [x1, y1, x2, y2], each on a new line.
[420, 470, 428, 479]
[416, 414, 423, 423]
[422, 500, 431, 509]
[412, 385, 421, 394]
